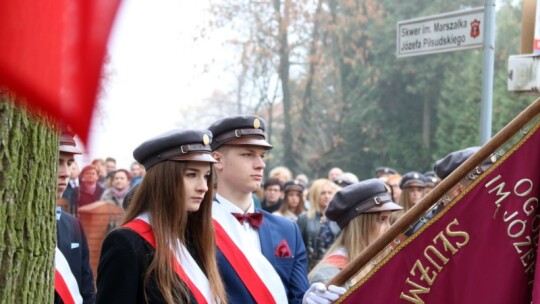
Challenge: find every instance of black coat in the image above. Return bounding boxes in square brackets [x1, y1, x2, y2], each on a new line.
[55, 211, 95, 304]
[96, 228, 197, 304]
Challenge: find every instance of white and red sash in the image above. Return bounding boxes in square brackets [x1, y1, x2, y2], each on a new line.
[54, 247, 83, 304]
[123, 214, 214, 304]
[212, 200, 287, 303]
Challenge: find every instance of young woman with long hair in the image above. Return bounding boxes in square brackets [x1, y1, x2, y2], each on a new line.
[273, 180, 305, 221]
[96, 129, 227, 304]
[308, 179, 403, 286]
[296, 178, 341, 270]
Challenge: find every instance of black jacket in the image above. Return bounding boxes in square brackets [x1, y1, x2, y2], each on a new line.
[55, 211, 95, 304]
[96, 228, 197, 304]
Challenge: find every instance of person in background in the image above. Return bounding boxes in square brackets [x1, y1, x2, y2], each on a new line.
[297, 178, 340, 271]
[397, 172, 426, 214]
[105, 157, 117, 185]
[309, 179, 403, 286]
[393, 171, 426, 230]
[260, 178, 283, 213]
[269, 166, 293, 184]
[423, 171, 441, 194]
[62, 161, 80, 215]
[295, 174, 310, 209]
[96, 129, 227, 304]
[105, 157, 116, 175]
[334, 172, 359, 189]
[55, 130, 95, 304]
[273, 180, 306, 222]
[374, 166, 398, 179]
[91, 158, 108, 189]
[130, 161, 145, 188]
[100, 169, 131, 207]
[209, 115, 343, 304]
[77, 165, 105, 208]
[385, 173, 402, 203]
[403, 147, 483, 237]
[327, 167, 343, 182]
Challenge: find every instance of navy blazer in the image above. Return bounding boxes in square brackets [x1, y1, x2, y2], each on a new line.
[55, 211, 95, 304]
[217, 209, 309, 304]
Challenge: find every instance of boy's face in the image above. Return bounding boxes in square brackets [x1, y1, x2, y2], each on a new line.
[213, 145, 267, 193]
[57, 152, 75, 199]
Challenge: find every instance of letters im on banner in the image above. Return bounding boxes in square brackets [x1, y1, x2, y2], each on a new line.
[339, 117, 540, 304]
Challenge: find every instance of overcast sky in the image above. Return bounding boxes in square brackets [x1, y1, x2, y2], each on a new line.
[83, 1, 228, 169]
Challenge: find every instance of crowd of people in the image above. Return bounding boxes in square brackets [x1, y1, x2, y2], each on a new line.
[54, 114, 476, 304]
[59, 156, 147, 215]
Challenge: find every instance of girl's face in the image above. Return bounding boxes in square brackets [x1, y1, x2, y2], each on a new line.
[318, 184, 335, 211]
[183, 162, 211, 212]
[286, 191, 301, 209]
[369, 211, 392, 242]
[407, 186, 425, 205]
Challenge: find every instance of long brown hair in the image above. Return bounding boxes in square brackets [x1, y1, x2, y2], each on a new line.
[309, 213, 384, 283]
[278, 189, 305, 216]
[123, 161, 227, 304]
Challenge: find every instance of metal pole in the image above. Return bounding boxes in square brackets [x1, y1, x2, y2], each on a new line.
[480, 0, 496, 144]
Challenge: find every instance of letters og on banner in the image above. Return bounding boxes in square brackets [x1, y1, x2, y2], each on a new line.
[337, 116, 540, 304]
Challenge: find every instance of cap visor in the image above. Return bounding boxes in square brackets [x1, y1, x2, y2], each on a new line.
[403, 181, 426, 188]
[170, 153, 217, 163]
[59, 145, 82, 154]
[366, 201, 403, 213]
[225, 137, 273, 149]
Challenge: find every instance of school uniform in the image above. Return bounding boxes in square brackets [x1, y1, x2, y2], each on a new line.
[213, 196, 309, 304]
[96, 228, 197, 304]
[55, 210, 95, 304]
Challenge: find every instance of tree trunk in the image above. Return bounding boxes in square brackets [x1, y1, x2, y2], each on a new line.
[274, 0, 298, 174]
[0, 93, 57, 303]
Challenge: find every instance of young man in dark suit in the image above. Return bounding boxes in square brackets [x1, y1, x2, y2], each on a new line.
[209, 115, 344, 304]
[55, 130, 95, 304]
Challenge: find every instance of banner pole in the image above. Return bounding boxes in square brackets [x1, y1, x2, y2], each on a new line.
[329, 98, 540, 287]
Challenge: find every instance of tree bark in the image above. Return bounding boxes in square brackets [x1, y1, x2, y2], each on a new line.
[0, 93, 57, 303]
[274, 0, 298, 174]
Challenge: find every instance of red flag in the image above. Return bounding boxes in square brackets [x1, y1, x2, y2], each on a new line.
[339, 119, 540, 303]
[0, 0, 121, 143]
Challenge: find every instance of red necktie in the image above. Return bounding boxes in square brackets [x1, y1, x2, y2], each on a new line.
[231, 212, 264, 228]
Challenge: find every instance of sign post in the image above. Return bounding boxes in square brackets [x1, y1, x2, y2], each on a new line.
[396, 7, 485, 58]
[397, 5, 495, 144]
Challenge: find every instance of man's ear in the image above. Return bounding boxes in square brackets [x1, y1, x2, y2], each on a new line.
[211, 151, 223, 171]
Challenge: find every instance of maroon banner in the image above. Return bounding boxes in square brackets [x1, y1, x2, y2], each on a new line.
[339, 120, 540, 304]
[0, 0, 121, 143]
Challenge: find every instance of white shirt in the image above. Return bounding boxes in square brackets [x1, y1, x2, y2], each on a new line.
[214, 193, 261, 253]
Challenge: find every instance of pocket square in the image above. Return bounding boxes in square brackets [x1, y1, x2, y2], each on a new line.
[275, 239, 292, 257]
[71, 243, 80, 249]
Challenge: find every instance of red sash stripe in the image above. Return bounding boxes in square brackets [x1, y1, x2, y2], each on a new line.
[212, 219, 276, 304]
[55, 270, 76, 304]
[123, 219, 208, 304]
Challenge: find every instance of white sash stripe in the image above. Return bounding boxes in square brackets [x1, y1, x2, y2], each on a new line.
[212, 200, 288, 303]
[136, 214, 215, 303]
[55, 247, 83, 304]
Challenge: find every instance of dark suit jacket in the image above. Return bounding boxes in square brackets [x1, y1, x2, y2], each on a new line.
[217, 209, 309, 304]
[62, 182, 79, 214]
[55, 211, 95, 304]
[96, 228, 196, 304]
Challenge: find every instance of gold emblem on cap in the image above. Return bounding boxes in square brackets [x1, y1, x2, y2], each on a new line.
[203, 134, 210, 146]
[253, 118, 261, 129]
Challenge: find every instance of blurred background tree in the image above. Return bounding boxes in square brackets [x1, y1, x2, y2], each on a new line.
[205, 0, 531, 179]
